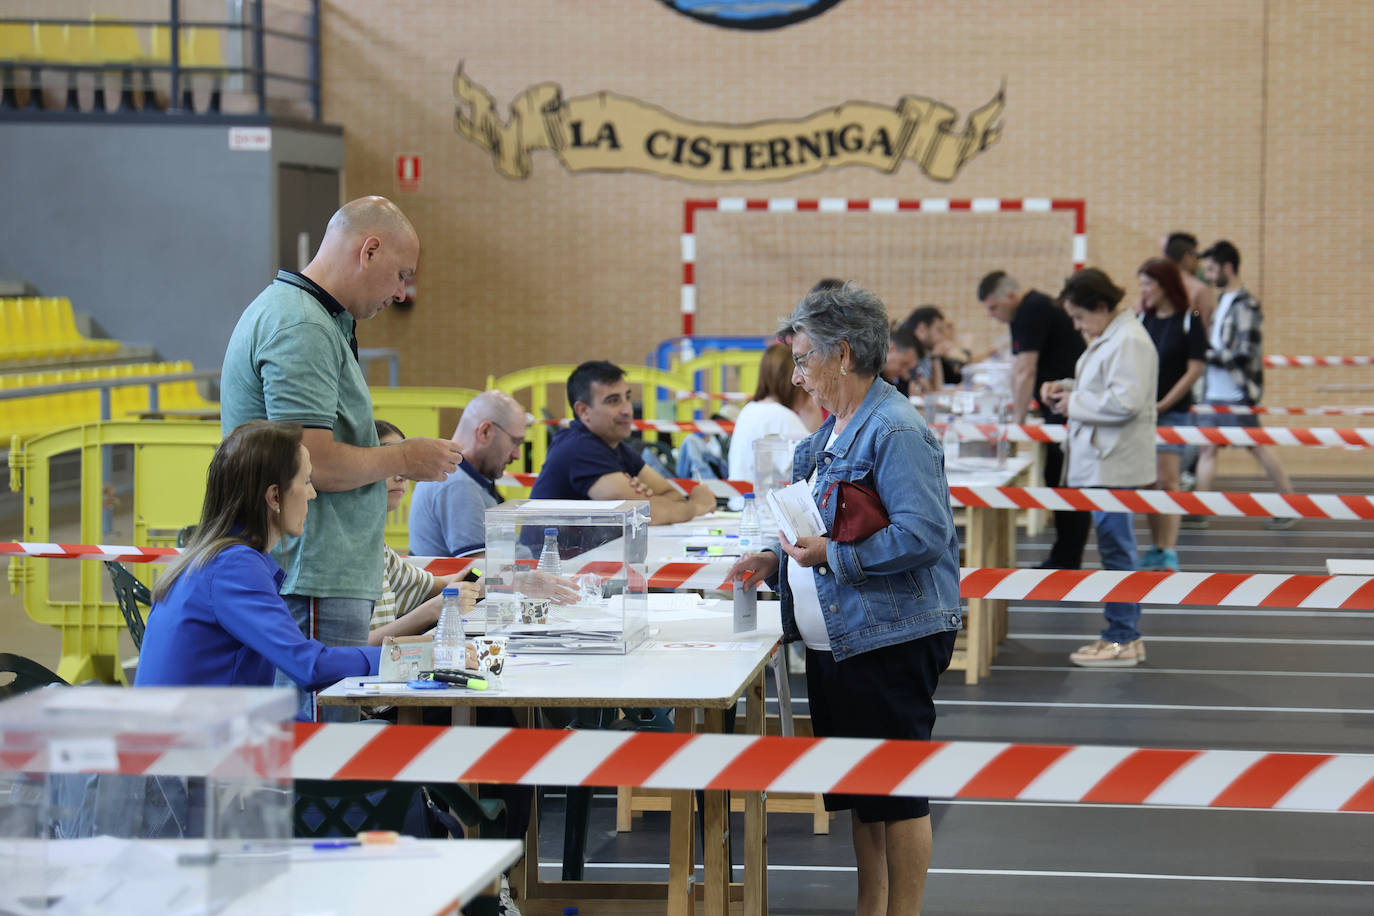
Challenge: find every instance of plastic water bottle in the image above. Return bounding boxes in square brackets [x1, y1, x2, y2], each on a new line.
[537, 526, 562, 576]
[738, 492, 762, 553]
[433, 586, 466, 669]
[942, 414, 961, 465]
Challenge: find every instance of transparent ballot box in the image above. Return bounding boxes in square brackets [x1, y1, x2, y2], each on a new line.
[481, 498, 650, 653]
[753, 434, 801, 533]
[0, 687, 294, 916]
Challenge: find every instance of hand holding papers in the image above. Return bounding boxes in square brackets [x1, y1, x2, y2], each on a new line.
[765, 480, 826, 544]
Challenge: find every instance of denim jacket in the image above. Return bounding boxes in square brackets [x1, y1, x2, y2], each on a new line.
[770, 378, 962, 660]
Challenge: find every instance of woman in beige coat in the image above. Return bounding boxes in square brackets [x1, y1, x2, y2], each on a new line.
[1041, 268, 1158, 667]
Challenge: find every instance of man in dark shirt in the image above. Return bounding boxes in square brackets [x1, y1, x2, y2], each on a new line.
[531, 360, 716, 524]
[978, 270, 1090, 568]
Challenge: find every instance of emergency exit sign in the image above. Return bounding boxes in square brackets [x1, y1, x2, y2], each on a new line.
[396, 154, 421, 192]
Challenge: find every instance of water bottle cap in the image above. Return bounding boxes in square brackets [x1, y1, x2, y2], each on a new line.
[544, 527, 558, 536]
[442, 586, 461, 596]
[743, 492, 755, 500]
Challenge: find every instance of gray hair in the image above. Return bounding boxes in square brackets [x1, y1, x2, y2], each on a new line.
[777, 281, 889, 378]
[456, 389, 525, 440]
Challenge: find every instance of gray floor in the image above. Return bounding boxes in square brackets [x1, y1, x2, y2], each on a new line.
[536, 474, 1374, 913]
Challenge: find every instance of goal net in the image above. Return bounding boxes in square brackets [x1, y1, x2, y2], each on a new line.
[682, 198, 1085, 353]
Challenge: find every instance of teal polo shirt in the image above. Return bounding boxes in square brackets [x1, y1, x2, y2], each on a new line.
[220, 270, 384, 600]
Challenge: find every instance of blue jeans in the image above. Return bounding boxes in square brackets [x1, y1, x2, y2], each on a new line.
[1092, 510, 1141, 643]
[278, 594, 374, 722]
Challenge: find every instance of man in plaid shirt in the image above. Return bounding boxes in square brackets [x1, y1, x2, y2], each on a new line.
[1193, 240, 1295, 529]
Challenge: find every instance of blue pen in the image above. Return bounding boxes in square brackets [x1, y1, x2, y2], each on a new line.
[312, 840, 361, 850]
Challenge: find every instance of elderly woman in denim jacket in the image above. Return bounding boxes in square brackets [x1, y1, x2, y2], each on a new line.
[726, 281, 961, 916]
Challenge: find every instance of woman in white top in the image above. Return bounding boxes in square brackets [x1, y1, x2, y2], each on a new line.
[726, 342, 819, 481]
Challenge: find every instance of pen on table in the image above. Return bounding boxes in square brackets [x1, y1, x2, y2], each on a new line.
[312, 840, 361, 850]
[428, 670, 490, 690]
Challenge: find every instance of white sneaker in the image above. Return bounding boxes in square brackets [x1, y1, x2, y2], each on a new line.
[1069, 638, 1145, 668]
[498, 875, 522, 916]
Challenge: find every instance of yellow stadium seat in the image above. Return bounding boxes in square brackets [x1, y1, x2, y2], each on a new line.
[0, 361, 212, 442]
[63, 23, 98, 66]
[146, 24, 224, 113]
[0, 296, 121, 365]
[180, 27, 226, 70]
[89, 19, 147, 111]
[1, 22, 36, 104]
[91, 20, 144, 65]
[0, 22, 34, 59]
[31, 24, 72, 64]
[148, 25, 224, 66]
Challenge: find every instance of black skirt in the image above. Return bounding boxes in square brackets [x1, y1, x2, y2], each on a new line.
[805, 629, 956, 823]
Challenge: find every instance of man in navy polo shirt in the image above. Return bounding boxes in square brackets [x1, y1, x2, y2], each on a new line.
[531, 360, 716, 524]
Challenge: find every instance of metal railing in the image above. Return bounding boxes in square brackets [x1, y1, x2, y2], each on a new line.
[0, 0, 321, 119]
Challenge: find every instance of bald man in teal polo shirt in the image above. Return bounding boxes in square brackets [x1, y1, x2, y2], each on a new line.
[221, 196, 463, 720]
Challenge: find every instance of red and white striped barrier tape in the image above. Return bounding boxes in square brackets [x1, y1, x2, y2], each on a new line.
[7, 544, 1372, 610]
[0, 543, 179, 563]
[927, 422, 1374, 448]
[955, 567, 1374, 610]
[1192, 404, 1374, 416]
[1263, 355, 1374, 368]
[493, 478, 1374, 521]
[534, 417, 1374, 447]
[949, 486, 1374, 520]
[5, 722, 1369, 813]
[679, 197, 1087, 336]
[291, 725, 1374, 812]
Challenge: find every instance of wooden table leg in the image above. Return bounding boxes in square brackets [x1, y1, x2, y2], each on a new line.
[744, 671, 768, 916]
[510, 706, 536, 906]
[964, 506, 987, 685]
[701, 707, 731, 916]
[994, 506, 1016, 646]
[667, 706, 696, 916]
[616, 785, 635, 832]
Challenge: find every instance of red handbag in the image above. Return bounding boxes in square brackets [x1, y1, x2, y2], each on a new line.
[820, 480, 890, 543]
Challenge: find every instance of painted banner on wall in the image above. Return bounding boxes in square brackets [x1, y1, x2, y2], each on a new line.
[453, 67, 1003, 183]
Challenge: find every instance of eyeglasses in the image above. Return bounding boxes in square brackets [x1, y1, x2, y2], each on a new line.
[792, 347, 820, 373]
[491, 423, 527, 449]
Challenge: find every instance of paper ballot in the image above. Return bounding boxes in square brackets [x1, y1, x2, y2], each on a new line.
[765, 480, 826, 543]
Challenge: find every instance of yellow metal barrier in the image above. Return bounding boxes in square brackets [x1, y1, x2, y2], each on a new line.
[370, 386, 483, 440]
[676, 349, 764, 416]
[7, 420, 220, 683]
[6, 374, 741, 670]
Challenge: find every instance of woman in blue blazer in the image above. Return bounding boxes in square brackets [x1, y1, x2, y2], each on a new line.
[135, 420, 380, 697]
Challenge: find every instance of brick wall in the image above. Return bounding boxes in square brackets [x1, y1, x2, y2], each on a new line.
[319, 0, 1373, 475]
